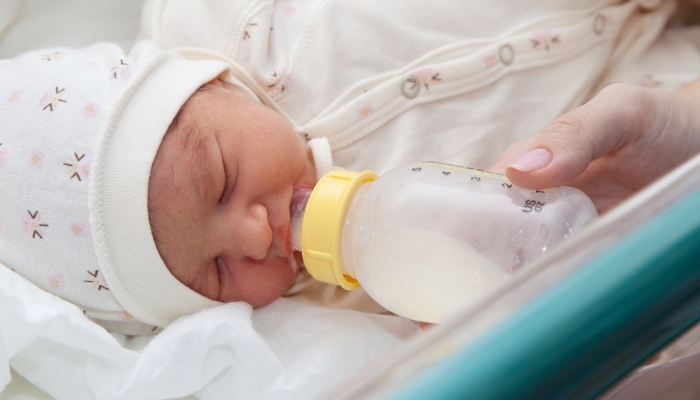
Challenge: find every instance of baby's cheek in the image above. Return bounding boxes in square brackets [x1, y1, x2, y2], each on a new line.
[228, 258, 294, 307]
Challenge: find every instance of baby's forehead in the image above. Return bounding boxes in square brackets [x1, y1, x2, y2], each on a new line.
[165, 86, 224, 161]
[152, 112, 215, 200]
[168, 89, 213, 145]
[171, 119, 209, 157]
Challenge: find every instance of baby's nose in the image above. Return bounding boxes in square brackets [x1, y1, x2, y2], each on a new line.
[240, 204, 272, 260]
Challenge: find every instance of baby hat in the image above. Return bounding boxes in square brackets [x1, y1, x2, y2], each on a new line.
[0, 40, 229, 330]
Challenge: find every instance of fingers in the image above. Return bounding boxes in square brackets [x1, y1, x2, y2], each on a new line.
[505, 84, 659, 189]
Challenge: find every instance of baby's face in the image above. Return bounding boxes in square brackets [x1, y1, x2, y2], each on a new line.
[148, 79, 316, 307]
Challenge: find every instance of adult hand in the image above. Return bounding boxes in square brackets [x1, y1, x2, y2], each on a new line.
[491, 82, 700, 213]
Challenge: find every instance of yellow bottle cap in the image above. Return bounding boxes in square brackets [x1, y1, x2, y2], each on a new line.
[301, 170, 378, 290]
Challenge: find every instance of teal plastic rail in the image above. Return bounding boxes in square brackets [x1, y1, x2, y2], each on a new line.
[386, 188, 700, 400]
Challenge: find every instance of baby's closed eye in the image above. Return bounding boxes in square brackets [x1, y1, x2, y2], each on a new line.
[220, 165, 235, 204]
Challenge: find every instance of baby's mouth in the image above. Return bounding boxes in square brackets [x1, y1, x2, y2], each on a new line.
[280, 223, 294, 257]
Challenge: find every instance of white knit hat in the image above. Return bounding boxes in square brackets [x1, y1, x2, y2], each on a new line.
[0, 41, 229, 331]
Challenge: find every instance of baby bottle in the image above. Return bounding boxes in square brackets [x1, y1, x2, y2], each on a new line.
[290, 162, 597, 323]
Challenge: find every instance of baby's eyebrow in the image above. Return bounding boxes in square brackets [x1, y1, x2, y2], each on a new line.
[178, 123, 216, 201]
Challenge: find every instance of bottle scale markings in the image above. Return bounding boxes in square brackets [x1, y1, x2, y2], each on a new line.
[413, 161, 553, 212]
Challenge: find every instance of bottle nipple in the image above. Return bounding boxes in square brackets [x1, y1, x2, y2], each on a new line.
[290, 187, 312, 251]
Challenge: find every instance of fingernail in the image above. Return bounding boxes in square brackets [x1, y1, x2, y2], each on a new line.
[509, 148, 552, 172]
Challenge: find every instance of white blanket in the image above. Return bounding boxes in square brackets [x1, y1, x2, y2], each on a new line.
[0, 264, 419, 399]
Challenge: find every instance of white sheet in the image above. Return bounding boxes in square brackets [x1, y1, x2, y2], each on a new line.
[0, 264, 419, 399]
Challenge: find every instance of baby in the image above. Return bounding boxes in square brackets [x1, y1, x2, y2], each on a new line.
[0, 40, 307, 335]
[0, 37, 383, 336]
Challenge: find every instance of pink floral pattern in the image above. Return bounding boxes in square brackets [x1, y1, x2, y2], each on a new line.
[484, 53, 499, 69]
[110, 59, 131, 80]
[41, 52, 66, 62]
[118, 311, 133, 320]
[268, 68, 293, 92]
[84, 270, 109, 291]
[83, 102, 99, 117]
[411, 68, 442, 89]
[70, 221, 86, 237]
[531, 30, 560, 51]
[63, 153, 90, 181]
[8, 89, 23, 103]
[47, 274, 64, 289]
[22, 210, 48, 239]
[29, 151, 44, 167]
[358, 105, 374, 119]
[39, 87, 67, 112]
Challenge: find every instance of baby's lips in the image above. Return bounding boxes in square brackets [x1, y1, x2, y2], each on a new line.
[282, 227, 293, 256]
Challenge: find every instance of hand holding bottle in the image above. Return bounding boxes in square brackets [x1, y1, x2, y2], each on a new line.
[491, 81, 700, 213]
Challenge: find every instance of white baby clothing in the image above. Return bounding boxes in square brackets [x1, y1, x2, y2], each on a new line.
[140, 0, 700, 177]
[139, 0, 700, 310]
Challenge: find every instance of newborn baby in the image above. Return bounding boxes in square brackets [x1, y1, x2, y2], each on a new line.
[0, 41, 323, 335]
[148, 79, 316, 306]
[1, 37, 392, 337]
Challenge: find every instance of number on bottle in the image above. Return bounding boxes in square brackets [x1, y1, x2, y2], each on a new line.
[522, 200, 545, 212]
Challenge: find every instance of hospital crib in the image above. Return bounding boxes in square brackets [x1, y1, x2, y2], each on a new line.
[319, 152, 700, 399]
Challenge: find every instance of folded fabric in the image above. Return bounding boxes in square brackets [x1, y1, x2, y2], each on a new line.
[0, 264, 420, 399]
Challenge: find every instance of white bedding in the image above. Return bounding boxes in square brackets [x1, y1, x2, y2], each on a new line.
[0, 263, 419, 399]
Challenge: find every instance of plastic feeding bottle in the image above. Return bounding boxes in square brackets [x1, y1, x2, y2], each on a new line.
[289, 162, 597, 323]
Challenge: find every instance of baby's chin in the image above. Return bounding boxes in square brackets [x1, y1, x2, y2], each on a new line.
[235, 257, 300, 307]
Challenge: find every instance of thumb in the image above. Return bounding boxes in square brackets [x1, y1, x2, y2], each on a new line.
[505, 84, 656, 189]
